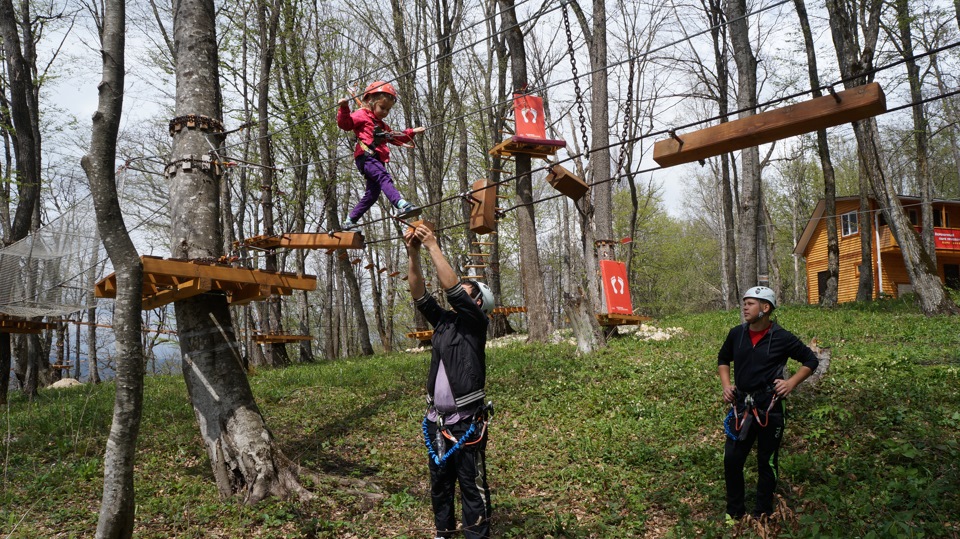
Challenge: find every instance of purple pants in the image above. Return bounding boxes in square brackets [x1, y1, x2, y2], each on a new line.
[348, 155, 403, 221]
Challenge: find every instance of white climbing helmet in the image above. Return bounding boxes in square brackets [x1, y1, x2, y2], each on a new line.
[466, 280, 495, 315]
[742, 286, 777, 309]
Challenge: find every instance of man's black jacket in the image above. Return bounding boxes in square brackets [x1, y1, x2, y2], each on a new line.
[415, 283, 488, 410]
[717, 322, 819, 394]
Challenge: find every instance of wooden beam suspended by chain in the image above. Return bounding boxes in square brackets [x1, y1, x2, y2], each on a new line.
[235, 232, 364, 251]
[94, 256, 317, 310]
[653, 83, 887, 168]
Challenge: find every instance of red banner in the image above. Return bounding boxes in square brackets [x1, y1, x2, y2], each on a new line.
[513, 94, 547, 139]
[599, 260, 633, 315]
[934, 228, 960, 250]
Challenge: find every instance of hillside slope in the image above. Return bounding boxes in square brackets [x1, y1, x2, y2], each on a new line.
[2, 300, 958, 538]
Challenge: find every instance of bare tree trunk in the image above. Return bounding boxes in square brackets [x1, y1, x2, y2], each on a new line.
[87, 244, 102, 383]
[170, 0, 312, 501]
[254, 0, 288, 367]
[567, 0, 613, 242]
[826, 0, 956, 314]
[499, 0, 554, 341]
[484, 2, 512, 338]
[824, 0, 877, 301]
[893, 0, 936, 263]
[727, 0, 762, 294]
[0, 335, 9, 404]
[795, 0, 840, 306]
[73, 316, 81, 380]
[323, 202, 373, 356]
[859, 119, 957, 314]
[1, 0, 43, 399]
[928, 54, 960, 192]
[704, 0, 739, 307]
[564, 116, 604, 350]
[853, 172, 874, 302]
[80, 0, 147, 532]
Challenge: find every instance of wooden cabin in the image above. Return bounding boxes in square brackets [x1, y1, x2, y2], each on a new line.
[794, 196, 960, 304]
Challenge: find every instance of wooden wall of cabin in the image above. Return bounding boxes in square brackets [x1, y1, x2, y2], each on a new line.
[804, 199, 867, 304]
[804, 199, 960, 304]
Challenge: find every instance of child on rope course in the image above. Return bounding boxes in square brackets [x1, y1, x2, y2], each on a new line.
[718, 286, 820, 521]
[337, 80, 423, 232]
[405, 223, 494, 539]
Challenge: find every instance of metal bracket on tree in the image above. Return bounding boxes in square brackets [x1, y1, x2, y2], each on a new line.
[168, 114, 225, 137]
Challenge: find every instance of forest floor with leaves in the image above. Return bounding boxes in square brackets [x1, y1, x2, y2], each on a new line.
[2, 297, 959, 538]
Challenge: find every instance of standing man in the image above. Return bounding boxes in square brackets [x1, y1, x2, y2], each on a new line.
[718, 286, 819, 520]
[405, 224, 494, 539]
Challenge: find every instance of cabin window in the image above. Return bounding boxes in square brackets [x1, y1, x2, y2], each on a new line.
[933, 209, 948, 228]
[908, 209, 919, 226]
[841, 211, 859, 236]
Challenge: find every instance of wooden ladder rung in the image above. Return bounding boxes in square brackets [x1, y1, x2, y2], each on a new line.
[469, 253, 491, 257]
[464, 275, 485, 279]
[464, 264, 487, 269]
[472, 241, 494, 246]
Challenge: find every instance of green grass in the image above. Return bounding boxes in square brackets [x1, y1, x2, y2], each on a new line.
[1, 301, 959, 538]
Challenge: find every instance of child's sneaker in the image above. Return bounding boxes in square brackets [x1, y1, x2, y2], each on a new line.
[395, 200, 422, 219]
[341, 218, 360, 232]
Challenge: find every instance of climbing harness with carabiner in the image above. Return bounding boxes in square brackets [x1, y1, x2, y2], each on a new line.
[422, 404, 492, 468]
[723, 391, 779, 441]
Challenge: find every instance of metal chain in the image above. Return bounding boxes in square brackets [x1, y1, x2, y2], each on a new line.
[562, 4, 589, 158]
[614, 58, 635, 180]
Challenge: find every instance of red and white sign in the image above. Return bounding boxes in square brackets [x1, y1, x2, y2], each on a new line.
[934, 228, 960, 250]
[513, 94, 547, 139]
[599, 260, 633, 315]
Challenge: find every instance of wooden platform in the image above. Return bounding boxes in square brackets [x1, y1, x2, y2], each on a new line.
[95, 256, 318, 310]
[490, 136, 566, 159]
[653, 83, 886, 168]
[251, 332, 313, 344]
[596, 313, 651, 326]
[0, 317, 56, 334]
[492, 306, 527, 315]
[234, 232, 363, 251]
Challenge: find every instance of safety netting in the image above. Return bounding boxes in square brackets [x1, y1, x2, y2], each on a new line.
[0, 200, 104, 318]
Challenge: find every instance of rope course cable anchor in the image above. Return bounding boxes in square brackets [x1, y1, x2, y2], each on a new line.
[168, 114, 224, 137]
[164, 154, 221, 178]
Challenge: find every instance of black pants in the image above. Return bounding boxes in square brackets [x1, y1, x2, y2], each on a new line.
[724, 402, 784, 518]
[427, 420, 491, 539]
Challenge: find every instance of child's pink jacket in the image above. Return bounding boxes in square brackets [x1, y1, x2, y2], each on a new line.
[337, 104, 416, 163]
